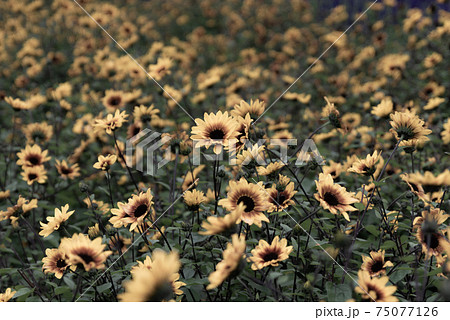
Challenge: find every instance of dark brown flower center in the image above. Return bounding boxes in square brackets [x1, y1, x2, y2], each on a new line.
[422, 185, 441, 194]
[132, 126, 141, 136]
[209, 129, 225, 140]
[28, 173, 37, 180]
[424, 233, 440, 250]
[56, 258, 67, 268]
[424, 88, 433, 96]
[61, 167, 72, 175]
[108, 96, 121, 106]
[370, 260, 384, 273]
[276, 192, 287, 205]
[410, 183, 420, 192]
[28, 155, 40, 165]
[236, 125, 245, 140]
[134, 204, 148, 218]
[32, 131, 45, 141]
[263, 251, 279, 262]
[237, 196, 255, 212]
[324, 192, 339, 206]
[78, 252, 94, 264]
[140, 114, 152, 123]
[147, 281, 173, 302]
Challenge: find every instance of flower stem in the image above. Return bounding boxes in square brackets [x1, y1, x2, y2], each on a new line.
[106, 170, 114, 208]
[113, 131, 139, 193]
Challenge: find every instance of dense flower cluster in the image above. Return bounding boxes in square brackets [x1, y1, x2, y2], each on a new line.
[0, 0, 449, 302]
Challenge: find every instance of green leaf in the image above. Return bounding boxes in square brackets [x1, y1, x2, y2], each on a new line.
[365, 225, 379, 236]
[389, 267, 410, 282]
[97, 283, 112, 293]
[54, 286, 71, 295]
[183, 268, 195, 279]
[0, 268, 14, 275]
[325, 283, 352, 302]
[14, 287, 34, 299]
[63, 276, 76, 290]
[381, 240, 396, 250]
[280, 223, 292, 232]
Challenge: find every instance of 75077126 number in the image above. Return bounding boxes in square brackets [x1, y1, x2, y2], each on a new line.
[375, 307, 438, 317]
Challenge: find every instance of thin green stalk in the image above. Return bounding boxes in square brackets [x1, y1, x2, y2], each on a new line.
[113, 130, 139, 193]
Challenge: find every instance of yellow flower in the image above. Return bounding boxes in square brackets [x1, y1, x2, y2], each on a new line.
[249, 236, 293, 270]
[190, 111, 239, 155]
[183, 189, 207, 211]
[0, 190, 10, 200]
[266, 175, 297, 212]
[42, 248, 73, 279]
[413, 207, 449, 228]
[59, 234, 112, 271]
[218, 178, 269, 227]
[442, 119, 450, 144]
[314, 173, 358, 221]
[55, 159, 81, 180]
[52, 82, 72, 100]
[322, 96, 341, 129]
[5, 96, 31, 110]
[360, 250, 393, 277]
[355, 270, 398, 302]
[39, 204, 75, 237]
[235, 113, 253, 152]
[133, 104, 160, 126]
[0, 288, 16, 302]
[109, 235, 132, 254]
[93, 154, 117, 171]
[236, 143, 265, 166]
[207, 234, 246, 290]
[22, 122, 53, 144]
[148, 57, 173, 81]
[256, 161, 285, 177]
[377, 53, 409, 79]
[322, 160, 343, 179]
[389, 111, 432, 146]
[16, 144, 51, 169]
[423, 97, 445, 111]
[231, 99, 265, 118]
[423, 52, 442, 68]
[347, 150, 382, 176]
[119, 250, 183, 301]
[102, 90, 126, 112]
[199, 203, 244, 235]
[83, 198, 110, 215]
[413, 207, 450, 264]
[401, 170, 450, 203]
[18, 196, 38, 213]
[182, 165, 204, 191]
[130, 254, 185, 296]
[0, 196, 38, 222]
[21, 166, 47, 185]
[109, 189, 154, 231]
[94, 110, 128, 135]
[371, 98, 393, 117]
[88, 223, 101, 238]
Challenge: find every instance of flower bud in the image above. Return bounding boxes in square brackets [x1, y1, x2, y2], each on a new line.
[79, 182, 89, 193]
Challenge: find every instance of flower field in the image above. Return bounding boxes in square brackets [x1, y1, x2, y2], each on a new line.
[0, 0, 449, 303]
